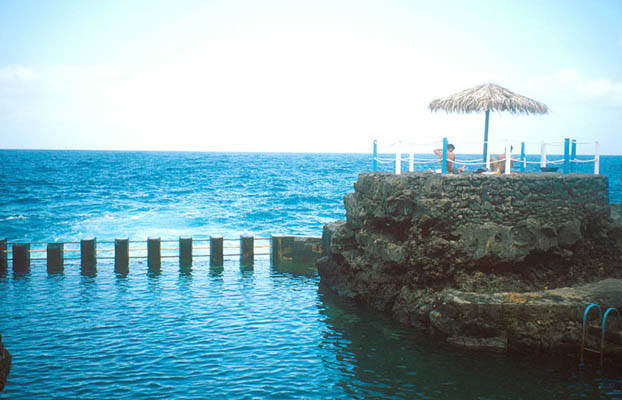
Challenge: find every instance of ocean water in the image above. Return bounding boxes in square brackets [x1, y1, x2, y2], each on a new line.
[1, 150, 621, 399]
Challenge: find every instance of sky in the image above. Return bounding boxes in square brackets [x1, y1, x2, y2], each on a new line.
[0, 0, 621, 154]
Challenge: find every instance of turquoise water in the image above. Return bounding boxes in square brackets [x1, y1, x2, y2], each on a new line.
[1, 150, 621, 399]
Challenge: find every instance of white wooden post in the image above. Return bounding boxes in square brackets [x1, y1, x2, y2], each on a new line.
[540, 142, 547, 169]
[594, 141, 600, 175]
[504, 142, 511, 175]
[395, 151, 401, 175]
[409, 152, 414, 172]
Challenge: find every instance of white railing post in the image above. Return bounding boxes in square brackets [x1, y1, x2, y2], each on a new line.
[409, 152, 414, 172]
[540, 141, 547, 169]
[395, 151, 401, 175]
[504, 141, 511, 175]
[594, 141, 600, 175]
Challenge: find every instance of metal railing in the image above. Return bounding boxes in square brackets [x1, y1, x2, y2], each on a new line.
[580, 303, 621, 369]
[372, 138, 601, 175]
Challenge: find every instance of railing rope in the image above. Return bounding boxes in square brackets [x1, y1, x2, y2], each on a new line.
[373, 138, 601, 175]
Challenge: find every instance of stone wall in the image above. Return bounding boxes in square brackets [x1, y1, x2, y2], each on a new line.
[318, 172, 622, 356]
[0, 333, 10, 392]
[271, 235, 322, 275]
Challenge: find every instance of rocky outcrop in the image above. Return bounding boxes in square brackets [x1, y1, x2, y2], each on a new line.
[318, 172, 622, 358]
[0, 333, 11, 391]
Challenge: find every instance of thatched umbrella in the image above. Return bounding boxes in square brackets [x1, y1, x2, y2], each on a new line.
[429, 83, 548, 166]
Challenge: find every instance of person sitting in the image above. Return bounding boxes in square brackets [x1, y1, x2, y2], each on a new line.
[433, 143, 464, 173]
[489, 147, 514, 173]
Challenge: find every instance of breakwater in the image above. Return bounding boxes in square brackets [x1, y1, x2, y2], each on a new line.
[318, 172, 622, 363]
[0, 235, 321, 276]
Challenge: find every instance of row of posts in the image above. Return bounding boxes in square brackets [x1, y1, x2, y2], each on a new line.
[373, 138, 600, 175]
[0, 236, 258, 275]
[540, 138, 600, 175]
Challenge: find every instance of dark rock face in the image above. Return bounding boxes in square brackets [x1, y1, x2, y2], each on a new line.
[318, 172, 622, 356]
[0, 333, 11, 391]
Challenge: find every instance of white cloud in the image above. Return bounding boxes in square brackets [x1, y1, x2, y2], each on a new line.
[557, 67, 621, 100]
[581, 77, 614, 97]
[558, 67, 579, 86]
[0, 66, 41, 81]
[2, 60, 620, 153]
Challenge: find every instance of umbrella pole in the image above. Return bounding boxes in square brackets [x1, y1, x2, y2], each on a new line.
[483, 109, 490, 169]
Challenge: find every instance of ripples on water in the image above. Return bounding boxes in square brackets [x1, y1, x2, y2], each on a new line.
[2, 261, 621, 399]
[0, 151, 364, 242]
[1, 150, 622, 398]
[1, 151, 621, 242]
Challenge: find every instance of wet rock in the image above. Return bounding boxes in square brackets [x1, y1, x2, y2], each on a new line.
[318, 172, 622, 357]
[0, 333, 11, 392]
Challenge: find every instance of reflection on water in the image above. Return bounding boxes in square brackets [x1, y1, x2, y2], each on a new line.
[0, 260, 621, 399]
[318, 287, 622, 399]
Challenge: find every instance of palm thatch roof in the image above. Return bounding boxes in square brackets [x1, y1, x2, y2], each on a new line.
[429, 83, 548, 115]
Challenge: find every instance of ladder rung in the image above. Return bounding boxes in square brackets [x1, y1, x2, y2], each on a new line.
[583, 348, 600, 354]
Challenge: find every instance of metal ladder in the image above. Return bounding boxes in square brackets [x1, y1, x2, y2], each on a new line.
[580, 303, 620, 368]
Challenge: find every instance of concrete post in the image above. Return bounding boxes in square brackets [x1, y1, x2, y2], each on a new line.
[12, 243, 30, 274]
[240, 235, 254, 266]
[271, 235, 282, 266]
[81, 238, 96, 275]
[210, 236, 223, 266]
[115, 238, 129, 274]
[270, 235, 322, 273]
[47, 242, 64, 274]
[147, 237, 161, 272]
[179, 237, 193, 269]
[0, 238, 7, 275]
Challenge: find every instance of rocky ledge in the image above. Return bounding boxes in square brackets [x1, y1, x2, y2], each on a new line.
[318, 172, 622, 361]
[0, 333, 10, 391]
